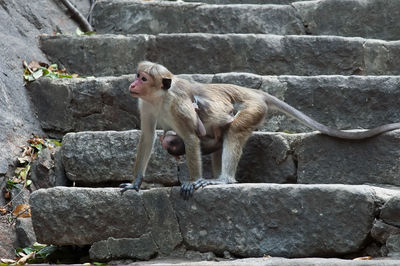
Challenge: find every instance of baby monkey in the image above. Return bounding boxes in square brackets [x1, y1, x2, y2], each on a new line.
[160, 98, 238, 159]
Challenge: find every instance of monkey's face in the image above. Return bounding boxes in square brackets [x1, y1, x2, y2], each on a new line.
[129, 71, 157, 99]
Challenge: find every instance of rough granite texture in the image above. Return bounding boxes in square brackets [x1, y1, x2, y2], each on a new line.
[27, 75, 400, 135]
[30, 185, 376, 258]
[39, 34, 400, 77]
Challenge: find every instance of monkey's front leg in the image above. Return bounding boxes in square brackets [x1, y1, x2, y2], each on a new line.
[120, 172, 144, 193]
[179, 134, 203, 199]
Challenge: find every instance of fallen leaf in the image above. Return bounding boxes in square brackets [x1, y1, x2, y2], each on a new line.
[0, 207, 7, 215]
[4, 191, 10, 200]
[353, 256, 372, 260]
[17, 251, 35, 265]
[28, 61, 41, 72]
[0, 258, 16, 264]
[12, 204, 31, 218]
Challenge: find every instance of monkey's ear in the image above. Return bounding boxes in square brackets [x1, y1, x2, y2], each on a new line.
[162, 78, 172, 90]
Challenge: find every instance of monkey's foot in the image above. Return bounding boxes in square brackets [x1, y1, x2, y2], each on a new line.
[193, 178, 225, 190]
[119, 183, 140, 194]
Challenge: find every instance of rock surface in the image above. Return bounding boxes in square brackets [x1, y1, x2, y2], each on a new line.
[59, 130, 400, 187]
[92, 1, 304, 35]
[93, 0, 400, 40]
[39, 34, 400, 76]
[293, 0, 400, 40]
[294, 130, 400, 185]
[30, 185, 376, 257]
[27, 75, 400, 135]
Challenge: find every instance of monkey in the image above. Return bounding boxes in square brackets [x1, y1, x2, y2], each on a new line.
[120, 61, 400, 199]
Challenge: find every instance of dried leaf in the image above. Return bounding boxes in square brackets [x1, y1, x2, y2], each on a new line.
[4, 190, 10, 200]
[0, 207, 7, 215]
[0, 258, 16, 264]
[17, 251, 35, 265]
[353, 256, 372, 260]
[28, 61, 41, 72]
[12, 204, 31, 218]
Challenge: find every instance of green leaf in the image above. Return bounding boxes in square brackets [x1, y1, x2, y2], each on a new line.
[32, 69, 43, 80]
[50, 64, 58, 70]
[46, 139, 62, 147]
[26, 180, 32, 187]
[58, 74, 73, 78]
[32, 242, 47, 250]
[76, 27, 84, 36]
[84, 31, 96, 36]
[6, 180, 17, 189]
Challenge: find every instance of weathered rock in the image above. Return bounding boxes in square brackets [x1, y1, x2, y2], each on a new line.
[15, 218, 37, 248]
[173, 184, 375, 257]
[30, 187, 149, 245]
[387, 234, 400, 257]
[30, 185, 376, 258]
[166, 0, 308, 3]
[28, 75, 400, 135]
[27, 76, 139, 138]
[92, 1, 304, 35]
[236, 132, 296, 183]
[293, 0, 400, 40]
[10, 184, 31, 209]
[0, 220, 17, 258]
[381, 197, 400, 227]
[371, 219, 400, 244]
[30, 146, 70, 189]
[40, 34, 400, 76]
[61, 130, 296, 185]
[294, 130, 400, 185]
[90, 235, 158, 261]
[141, 188, 183, 255]
[61, 130, 179, 185]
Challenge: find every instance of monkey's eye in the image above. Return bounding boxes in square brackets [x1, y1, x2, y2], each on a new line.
[141, 77, 147, 82]
[136, 73, 140, 78]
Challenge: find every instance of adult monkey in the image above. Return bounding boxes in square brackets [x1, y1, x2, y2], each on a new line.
[120, 61, 400, 199]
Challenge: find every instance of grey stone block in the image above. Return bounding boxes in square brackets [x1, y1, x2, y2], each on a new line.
[381, 197, 400, 227]
[92, 1, 304, 35]
[30, 185, 376, 258]
[30, 187, 149, 245]
[15, 218, 37, 248]
[61, 130, 179, 185]
[28, 75, 400, 135]
[294, 130, 400, 185]
[40, 34, 400, 76]
[293, 0, 400, 40]
[89, 235, 157, 261]
[27, 75, 139, 138]
[371, 219, 400, 244]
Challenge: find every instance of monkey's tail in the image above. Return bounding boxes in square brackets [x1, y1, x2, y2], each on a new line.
[264, 94, 400, 140]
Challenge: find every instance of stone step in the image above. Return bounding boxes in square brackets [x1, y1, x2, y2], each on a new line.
[27, 75, 400, 137]
[92, 1, 305, 35]
[29, 185, 400, 260]
[40, 34, 400, 76]
[60, 129, 400, 186]
[92, 0, 400, 41]
[164, 0, 307, 4]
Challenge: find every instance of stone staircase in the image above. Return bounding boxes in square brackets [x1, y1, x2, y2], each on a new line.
[27, 0, 400, 264]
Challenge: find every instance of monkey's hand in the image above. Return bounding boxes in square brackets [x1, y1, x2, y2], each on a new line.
[180, 181, 195, 200]
[120, 174, 143, 194]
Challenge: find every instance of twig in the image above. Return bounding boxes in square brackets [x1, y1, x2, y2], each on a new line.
[87, 0, 97, 25]
[59, 0, 93, 32]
